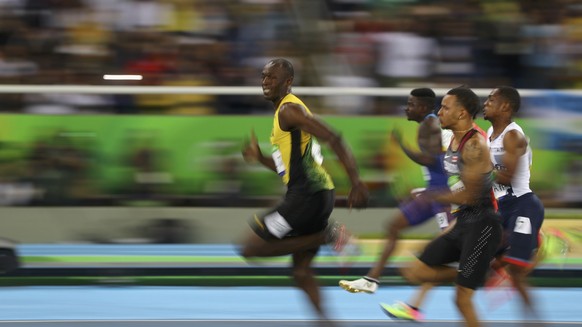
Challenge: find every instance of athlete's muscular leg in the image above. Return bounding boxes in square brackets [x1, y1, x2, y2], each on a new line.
[455, 285, 480, 327]
[240, 230, 326, 258]
[409, 282, 436, 309]
[401, 258, 457, 285]
[507, 263, 535, 311]
[366, 212, 409, 279]
[291, 250, 329, 322]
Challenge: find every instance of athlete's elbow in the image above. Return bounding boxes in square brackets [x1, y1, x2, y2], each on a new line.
[496, 175, 512, 186]
[327, 133, 343, 148]
[420, 157, 436, 167]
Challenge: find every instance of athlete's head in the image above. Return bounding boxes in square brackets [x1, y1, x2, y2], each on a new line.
[405, 88, 436, 122]
[261, 58, 294, 103]
[483, 86, 520, 122]
[438, 87, 479, 130]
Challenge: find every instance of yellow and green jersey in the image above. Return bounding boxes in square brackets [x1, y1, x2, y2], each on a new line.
[270, 93, 334, 193]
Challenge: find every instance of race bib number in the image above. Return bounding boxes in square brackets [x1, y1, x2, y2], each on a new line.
[264, 211, 293, 239]
[271, 146, 286, 176]
[435, 212, 449, 230]
[448, 175, 465, 192]
[514, 216, 532, 235]
[492, 182, 509, 199]
[420, 166, 431, 182]
[448, 175, 464, 212]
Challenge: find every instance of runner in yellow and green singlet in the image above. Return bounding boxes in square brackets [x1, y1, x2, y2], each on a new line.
[240, 58, 369, 324]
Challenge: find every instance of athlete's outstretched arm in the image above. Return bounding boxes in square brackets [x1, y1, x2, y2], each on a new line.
[391, 128, 439, 167]
[418, 117, 445, 156]
[278, 103, 369, 208]
[496, 129, 527, 185]
[242, 129, 277, 172]
[430, 135, 492, 206]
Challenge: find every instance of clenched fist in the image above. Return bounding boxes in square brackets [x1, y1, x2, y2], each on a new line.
[348, 181, 369, 209]
[242, 130, 261, 163]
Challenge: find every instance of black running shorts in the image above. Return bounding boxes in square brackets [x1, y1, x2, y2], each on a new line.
[250, 189, 335, 240]
[419, 207, 502, 289]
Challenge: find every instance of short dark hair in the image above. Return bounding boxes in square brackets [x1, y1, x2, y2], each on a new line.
[495, 86, 521, 113]
[410, 88, 436, 111]
[447, 86, 480, 118]
[410, 88, 435, 98]
[269, 58, 294, 79]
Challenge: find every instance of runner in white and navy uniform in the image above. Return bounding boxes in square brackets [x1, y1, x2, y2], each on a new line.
[483, 86, 545, 315]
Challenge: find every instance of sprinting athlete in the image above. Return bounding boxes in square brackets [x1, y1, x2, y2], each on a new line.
[339, 88, 451, 320]
[483, 86, 545, 316]
[380, 117, 491, 323]
[240, 58, 369, 323]
[400, 86, 502, 327]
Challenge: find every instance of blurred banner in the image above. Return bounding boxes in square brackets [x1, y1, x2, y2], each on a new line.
[0, 113, 580, 207]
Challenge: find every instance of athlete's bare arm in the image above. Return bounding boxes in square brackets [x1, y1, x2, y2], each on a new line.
[496, 129, 527, 185]
[391, 122, 441, 167]
[432, 134, 492, 206]
[417, 116, 443, 156]
[242, 129, 277, 172]
[278, 102, 369, 208]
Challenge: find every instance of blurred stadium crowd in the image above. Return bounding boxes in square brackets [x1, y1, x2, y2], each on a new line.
[0, 0, 581, 209]
[0, 0, 581, 115]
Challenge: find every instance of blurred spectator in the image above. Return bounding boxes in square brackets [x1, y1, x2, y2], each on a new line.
[25, 129, 93, 205]
[24, 70, 112, 114]
[0, 0, 580, 92]
[563, 5, 582, 88]
[116, 0, 173, 33]
[520, 5, 568, 89]
[373, 17, 438, 88]
[0, 0, 581, 210]
[159, 41, 219, 115]
[123, 129, 173, 200]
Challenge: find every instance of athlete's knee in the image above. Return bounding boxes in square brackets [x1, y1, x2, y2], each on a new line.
[400, 260, 425, 284]
[490, 256, 505, 270]
[400, 266, 419, 284]
[241, 246, 261, 258]
[386, 223, 400, 239]
[238, 232, 267, 258]
[455, 295, 471, 312]
[454, 287, 474, 311]
[507, 263, 529, 281]
[239, 244, 256, 258]
[387, 215, 407, 238]
[292, 265, 313, 282]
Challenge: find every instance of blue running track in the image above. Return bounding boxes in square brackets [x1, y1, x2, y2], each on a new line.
[0, 285, 580, 326]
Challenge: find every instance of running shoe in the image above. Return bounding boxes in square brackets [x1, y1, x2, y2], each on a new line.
[339, 277, 378, 294]
[380, 301, 424, 322]
[484, 266, 515, 310]
[325, 221, 361, 271]
[325, 221, 356, 253]
[485, 266, 511, 289]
